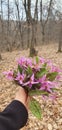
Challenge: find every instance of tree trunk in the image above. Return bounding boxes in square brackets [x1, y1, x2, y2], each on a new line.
[15, 0, 24, 48]
[42, 26, 45, 44]
[30, 22, 38, 57]
[0, 53, 2, 60]
[30, 46, 38, 57]
[58, 21, 62, 52]
[58, 42, 62, 52]
[27, 23, 30, 48]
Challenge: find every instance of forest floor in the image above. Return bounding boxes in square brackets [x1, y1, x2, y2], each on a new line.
[0, 43, 62, 130]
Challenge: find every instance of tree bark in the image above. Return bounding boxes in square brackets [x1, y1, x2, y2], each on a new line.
[58, 21, 62, 52]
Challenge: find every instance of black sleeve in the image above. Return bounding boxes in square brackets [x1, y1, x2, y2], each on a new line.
[0, 100, 28, 130]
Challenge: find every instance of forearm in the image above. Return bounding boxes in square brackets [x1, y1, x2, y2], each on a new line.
[0, 100, 28, 130]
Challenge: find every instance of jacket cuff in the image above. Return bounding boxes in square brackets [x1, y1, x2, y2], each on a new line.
[3, 100, 28, 129]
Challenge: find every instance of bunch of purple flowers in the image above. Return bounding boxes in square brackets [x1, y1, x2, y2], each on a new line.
[3, 56, 62, 119]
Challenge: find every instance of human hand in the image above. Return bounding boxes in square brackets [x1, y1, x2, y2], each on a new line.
[15, 87, 29, 110]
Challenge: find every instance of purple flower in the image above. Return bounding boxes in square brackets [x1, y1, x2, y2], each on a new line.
[17, 57, 26, 67]
[32, 63, 40, 71]
[50, 65, 62, 73]
[30, 74, 39, 84]
[26, 58, 32, 67]
[39, 75, 56, 93]
[47, 60, 52, 66]
[15, 72, 25, 85]
[3, 71, 14, 80]
[3, 56, 61, 100]
[39, 75, 46, 83]
[40, 81, 55, 93]
[39, 57, 45, 64]
[56, 75, 61, 80]
[23, 74, 39, 88]
[17, 57, 32, 68]
[46, 60, 53, 70]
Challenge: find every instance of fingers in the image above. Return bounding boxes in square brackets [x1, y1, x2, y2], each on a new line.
[15, 87, 29, 110]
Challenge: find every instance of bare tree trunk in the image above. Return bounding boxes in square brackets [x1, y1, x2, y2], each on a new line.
[34, 0, 38, 20]
[30, 21, 38, 57]
[7, 0, 11, 51]
[40, 0, 45, 44]
[23, 0, 37, 56]
[34, 0, 38, 45]
[1, 0, 4, 46]
[40, 0, 53, 44]
[58, 21, 62, 52]
[0, 0, 3, 58]
[58, 42, 62, 52]
[0, 53, 2, 60]
[31, 22, 35, 47]
[57, 21, 62, 52]
[27, 23, 30, 48]
[15, 0, 24, 48]
[42, 25, 45, 44]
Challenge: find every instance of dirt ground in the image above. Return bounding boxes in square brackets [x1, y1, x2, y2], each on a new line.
[0, 44, 62, 130]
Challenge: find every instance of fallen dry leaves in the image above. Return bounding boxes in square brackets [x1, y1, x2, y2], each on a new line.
[0, 43, 62, 130]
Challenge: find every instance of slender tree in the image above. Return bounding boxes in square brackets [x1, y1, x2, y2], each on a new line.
[58, 20, 62, 52]
[40, 0, 53, 43]
[15, 0, 24, 48]
[23, 0, 38, 56]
